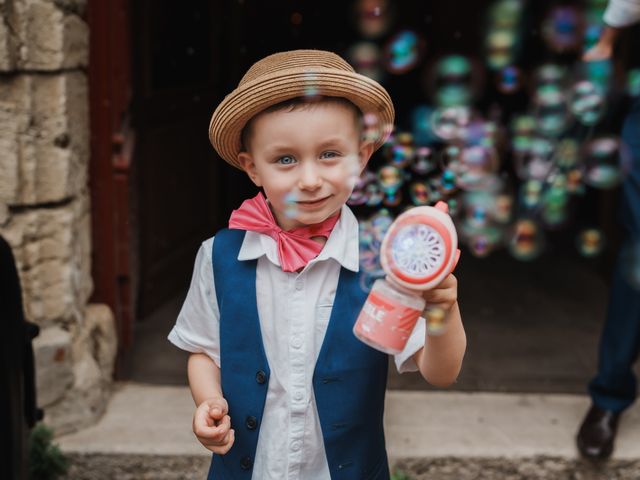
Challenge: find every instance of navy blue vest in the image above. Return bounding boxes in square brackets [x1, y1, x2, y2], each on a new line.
[208, 228, 390, 479]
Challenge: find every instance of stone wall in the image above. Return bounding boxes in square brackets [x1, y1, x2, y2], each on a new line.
[0, 0, 117, 434]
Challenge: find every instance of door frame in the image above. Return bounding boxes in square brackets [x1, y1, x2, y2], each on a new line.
[87, 0, 135, 377]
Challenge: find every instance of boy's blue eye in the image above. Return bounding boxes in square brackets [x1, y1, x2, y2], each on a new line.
[277, 156, 296, 165]
[320, 151, 339, 159]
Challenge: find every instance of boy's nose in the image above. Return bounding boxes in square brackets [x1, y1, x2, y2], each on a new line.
[298, 163, 323, 190]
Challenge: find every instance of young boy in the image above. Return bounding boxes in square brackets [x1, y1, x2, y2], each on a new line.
[168, 50, 466, 480]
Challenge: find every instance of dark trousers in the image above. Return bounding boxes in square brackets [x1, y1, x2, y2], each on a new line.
[589, 98, 640, 413]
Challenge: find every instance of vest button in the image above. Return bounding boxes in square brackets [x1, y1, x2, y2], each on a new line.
[255, 370, 267, 384]
[240, 456, 253, 470]
[245, 415, 258, 430]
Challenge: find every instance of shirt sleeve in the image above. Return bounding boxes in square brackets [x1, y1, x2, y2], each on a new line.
[603, 0, 640, 27]
[392, 316, 426, 373]
[167, 237, 221, 367]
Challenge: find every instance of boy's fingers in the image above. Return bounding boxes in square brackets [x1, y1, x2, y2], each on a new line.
[207, 429, 235, 455]
[208, 397, 229, 419]
[196, 414, 231, 441]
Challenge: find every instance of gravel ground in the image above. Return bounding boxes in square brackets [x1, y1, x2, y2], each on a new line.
[393, 457, 640, 480]
[64, 454, 640, 480]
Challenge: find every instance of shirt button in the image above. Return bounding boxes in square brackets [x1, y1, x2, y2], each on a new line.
[294, 391, 304, 401]
[255, 370, 267, 384]
[291, 335, 302, 349]
[295, 280, 303, 291]
[291, 441, 301, 452]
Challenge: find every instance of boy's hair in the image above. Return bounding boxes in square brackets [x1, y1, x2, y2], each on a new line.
[240, 96, 363, 152]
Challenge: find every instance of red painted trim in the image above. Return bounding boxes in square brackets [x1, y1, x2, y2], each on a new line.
[87, 0, 133, 376]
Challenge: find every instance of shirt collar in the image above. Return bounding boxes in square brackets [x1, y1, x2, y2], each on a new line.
[237, 204, 360, 273]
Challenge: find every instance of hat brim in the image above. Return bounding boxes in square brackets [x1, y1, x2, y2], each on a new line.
[209, 67, 395, 169]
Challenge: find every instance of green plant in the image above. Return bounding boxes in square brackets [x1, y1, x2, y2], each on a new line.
[391, 469, 413, 480]
[28, 423, 69, 480]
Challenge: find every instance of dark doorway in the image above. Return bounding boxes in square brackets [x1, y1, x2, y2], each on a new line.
[125, 0, 628, 393]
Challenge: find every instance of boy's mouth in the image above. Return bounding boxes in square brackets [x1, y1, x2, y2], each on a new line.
[297, 195, 332, 207]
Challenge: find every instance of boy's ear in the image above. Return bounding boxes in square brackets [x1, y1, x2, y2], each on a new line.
[237, 152, 262, 187]
[357, 140, 375, 173]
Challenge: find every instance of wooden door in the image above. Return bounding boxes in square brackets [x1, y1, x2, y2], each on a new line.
[132, 0, 225, 317]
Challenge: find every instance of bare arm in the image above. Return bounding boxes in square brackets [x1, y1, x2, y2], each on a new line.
[583, 25, 621, 61]
[412, 274, 467, 387]
[188, 352, 224, 405]
[188, 353, 235, 454]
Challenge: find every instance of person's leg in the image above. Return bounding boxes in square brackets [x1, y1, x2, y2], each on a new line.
[589, 98, 640, 412]
[578, 98, 640, 459]
[589, 239, 640, 412]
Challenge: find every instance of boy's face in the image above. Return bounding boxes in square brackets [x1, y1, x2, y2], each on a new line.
[238, 102, 374, 231]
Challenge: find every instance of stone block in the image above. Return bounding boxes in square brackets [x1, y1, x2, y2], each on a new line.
[72, 303, 117, 386]
[0, 190, 93, 325]
[0, 71, 89, 205]
[33, 325, 74, 407]
[44, 303, 116, 435]
[0, 0, 88, 72]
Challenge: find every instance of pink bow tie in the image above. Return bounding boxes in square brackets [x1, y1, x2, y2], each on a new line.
[229, 192, 340, 272]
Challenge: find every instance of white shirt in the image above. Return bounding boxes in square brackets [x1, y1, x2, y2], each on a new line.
[603, 0, 640, 27]
[168, 204, 426, 480]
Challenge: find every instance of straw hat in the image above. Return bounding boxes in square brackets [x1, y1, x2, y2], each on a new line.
[209, 49, 395, 169]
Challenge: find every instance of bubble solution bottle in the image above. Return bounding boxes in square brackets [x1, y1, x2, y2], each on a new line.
[353, 201, 460, 355]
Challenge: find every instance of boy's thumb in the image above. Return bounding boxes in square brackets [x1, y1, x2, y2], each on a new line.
[208, 398, 227, 419]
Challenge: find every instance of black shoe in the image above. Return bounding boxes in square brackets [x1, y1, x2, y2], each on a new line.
[576, 404, 620, 460]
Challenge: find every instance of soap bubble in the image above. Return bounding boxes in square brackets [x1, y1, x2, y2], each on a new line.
[409, 181, 432, 206]
[541, 181, 569, 228]
[370, 209, 394, 252]
[425, 306, 448, 335]
[536, 64, 566, 87]
[440, 169, 457, 194]
[512, 114, 537, 137]
[434, 55, 473, 107]
[383, 190, 403, 207]
[519, 180, 543, 209]
[494, 193, 514, 223]
[383, 30, 424, 74]
[556, 138, 580, 170]
[302, 73, 320, 99]
[542, 6, 583, 53]
[344, 153, 364, 190]
[577, 228, 605, 257]
[362, 112, 384, 144]
[454, 145, 500, 190]
[348, 170, 375, 206]
[430, 106, 471, 140]
[365, 183, 384, 206]
[583, 136, 632, 189]
[377, 165, 403, 193]
[534, 84, 568, 137]
[284, 191, 299, 219]
[348, 42, 384, 82]
[496, 66, 523, 94]
[388, 143, 415, 169]
[412, 146, 436, 175]
[509, 219, 544, 261]
[515, 137, 555, 181]
[355, 0, 393, 39]
[569, 80, 605, 126]
[486, 28, 517, 69]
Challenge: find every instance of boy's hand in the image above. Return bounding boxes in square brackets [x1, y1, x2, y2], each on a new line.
[421, 273, 458, 312]
[193, 397, 235, 454]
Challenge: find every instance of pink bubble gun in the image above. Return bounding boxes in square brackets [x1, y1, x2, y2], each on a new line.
[353, 201, 460, 354]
